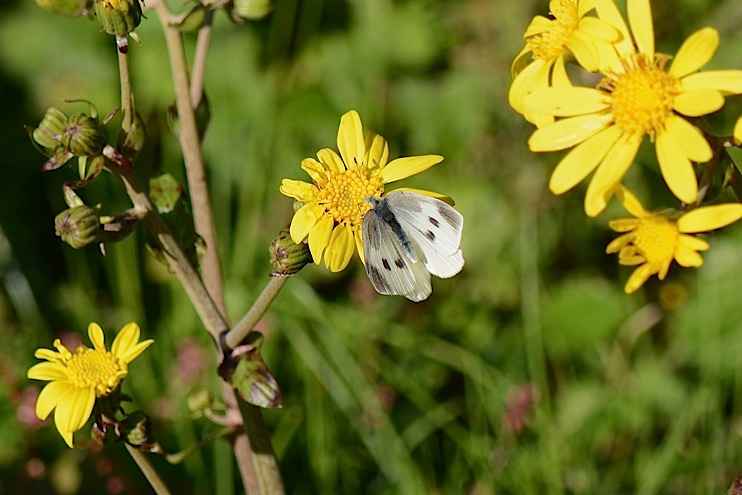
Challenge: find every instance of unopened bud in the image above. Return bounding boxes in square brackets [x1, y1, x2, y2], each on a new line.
[269, 226, 310, 276]
[61, 113, 106, 156]
[119, 411, 152, 447]
[232, 0, 273, 20]
[94, 0, 142, 36]
[32, 107, 69, 151]
[55, 205, 101, 249]
[33, 0, 89, 16]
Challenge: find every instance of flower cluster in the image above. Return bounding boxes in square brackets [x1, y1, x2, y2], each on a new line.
[510, 0, 742, 292]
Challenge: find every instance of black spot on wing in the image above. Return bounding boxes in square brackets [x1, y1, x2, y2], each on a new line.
[382, 259, 391, 271]
[425, 230, 435, 241]
[429, 216, 440, 228]
[437, 204, 462, 229]
[394, 258, 405, 268]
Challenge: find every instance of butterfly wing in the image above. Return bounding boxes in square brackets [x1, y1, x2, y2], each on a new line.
[385, 190, 464, 279]
[362, 208, 432, 302]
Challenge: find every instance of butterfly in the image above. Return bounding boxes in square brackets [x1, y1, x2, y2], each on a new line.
[361, 190, 464, 302]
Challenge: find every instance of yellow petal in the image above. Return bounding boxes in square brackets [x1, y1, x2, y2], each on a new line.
[88, 323, 105, 351]
[353, 226, 365, 265]
[523, 15, 552, 38]
[391, 187, 454, 205]
[365, 132, 389, 171]
[526, 87, 609, 116]
[111, 322, 139, 359]
[27, 362, 68, 381]
[664, 115, 712, 163]
[682, 70, 742, 94]
[36, 381, 73, 420]
[596, 0, 632, 58]
[627, 0, 654, 57]
[551, 55, 572, 88]
[337, 110, 365, 170]
[279, 179, 317, 202]
[670, 27, 719, 78]
[674, 245, 704, 268]
[34, 348, 62, 361]
[608, 219, 640, 233]
[509, 59, 557, 127]
[576, 15, 619, 42]
[615, 185, 648, 218]
[289, 203, 324, 244]
[677, 204, 742, 233]
[529, 113, 613, 152]
[567, 32, 598, 72]
[380, 155, 443, 183]
[549, 125, 622, 194]
[316, 148, 346, 173]
[118, 339, 154, 364]
[606, 232, 634, 253]
[308, 215, 334, 265]
[625, 264, 654, 294]
[584, 134, 641, 217]
[54, 388, 95, 447]
[511, 45, 532, 79]
[325, 224, 355, 272]
[655, 131, 698, 204]
[673, 89, 724, 117]
[300, 158, 329, 182]
[578, 0, 597, 17]
[677, 234, 709, 252]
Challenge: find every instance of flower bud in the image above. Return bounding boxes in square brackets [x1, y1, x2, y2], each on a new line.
[232, 0, 273, 20]
[55, 205, 101, 249]
[269, 226, 311, 276]
[33, 0, 89, 17]
[32, 107, 69, 151]
[61, 113, 106, 157]
[94, 0, 142, 36]
[118, 411, 153, 447]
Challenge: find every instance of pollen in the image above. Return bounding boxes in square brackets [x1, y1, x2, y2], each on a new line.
[65, 347, 126, 397]
[526, 0, 580, 61]
[632, 215, 679, 265]
[318, 166, 383, 226]
[603, 54, 679, 139]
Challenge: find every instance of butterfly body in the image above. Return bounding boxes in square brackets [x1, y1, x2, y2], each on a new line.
[362, 190, 464, 302]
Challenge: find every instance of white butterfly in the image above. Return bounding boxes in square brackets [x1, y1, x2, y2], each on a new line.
[362, 190, 464, 302]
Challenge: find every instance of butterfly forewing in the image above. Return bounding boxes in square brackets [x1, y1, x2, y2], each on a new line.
[362, 206, 432, 302]
[385, 191, 464, 278]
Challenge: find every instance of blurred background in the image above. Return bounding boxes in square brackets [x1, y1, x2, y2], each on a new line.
[3, 0, 742, 493]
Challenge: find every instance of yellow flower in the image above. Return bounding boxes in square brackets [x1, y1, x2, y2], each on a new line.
[510, 0, 619, 127]
[526, 0, 742, 216]
[27, 322, 153, 447]
[606, 186, 742, 294]
[280, 110, 444, 272]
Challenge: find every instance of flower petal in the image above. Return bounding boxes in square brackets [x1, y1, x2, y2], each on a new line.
[596, 0, 632, 57]
[670, 27, 719, 78]
[567, 32, 598, 72]
[34, 348, 62, 362]
[117, 340, 154, 364]
[308, 215, 334, 265]
[365, 132, 390, 171]
[54, 387, 95, 447]
[325, 224, 355, 272]
[677, 204, 742, 233]
[289, 203, 324, 244]
[316, 148, 346, 173]
[353, 226, 365, 265]
[664, 115, 712, 163]
[677, 234, 709, 252]
[608, 219, 640, 233]
[27, 362, 68, 382]
[615, 185, 648, 218]
[584, 134, 641, 217]
[606, 232, 634, 253]
[673, 89, 724, 117]
[627, 0, 654, 57]
[36, 381, 73, 420]
[279, 179, 317, 202]
[625, 263, 655, 294]
[88, 323, 105, 351]
[111, 323, 139, 359]
[674, 245, 704, 268]
[682, 70, 742, 94]
[529, 113, 613, 152]
[549, 125, 622, 194]
[655, 131, 698, 204]
[337, 110, 365, 170]
[300, 158, 329, 182]
[735, 116, 742, 146]
[391, 187, 453, 205]
[526, 87, 609, 117]
[509, 59, 556, 127]
[380, 155, 443, 184]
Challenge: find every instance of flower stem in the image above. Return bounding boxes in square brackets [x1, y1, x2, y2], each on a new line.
[125, 443, 173, 495]
[117, 38, 134, 132]
[225, 277, 288, 349]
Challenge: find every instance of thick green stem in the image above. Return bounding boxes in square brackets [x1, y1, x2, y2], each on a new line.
[226, 277, 288, 349]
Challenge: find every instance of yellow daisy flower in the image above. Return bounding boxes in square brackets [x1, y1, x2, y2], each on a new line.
[27, 322, 153, 447]
[509, 0, 619, 127]
[606, 186, 742, 294]
[526, 0, 742, 217]
[280, 110, 444, 272]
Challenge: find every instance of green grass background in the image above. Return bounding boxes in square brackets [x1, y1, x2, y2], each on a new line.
[2, 0, 742, 493]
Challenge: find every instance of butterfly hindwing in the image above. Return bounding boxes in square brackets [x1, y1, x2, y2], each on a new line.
[362, 207, 432, 302]
[384, 191, 464, 278]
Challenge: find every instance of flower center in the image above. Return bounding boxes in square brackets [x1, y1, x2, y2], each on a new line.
[526, 0, 580, 61]
[633, 215, 679, 265]
[66, 347, 127, 397]
[602, 54, 679, 138]
[317, 166, 383, 226]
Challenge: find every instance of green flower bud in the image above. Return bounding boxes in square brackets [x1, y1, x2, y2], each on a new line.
[32, 107, 69, 151]
[33, 0, 89, 17]
[232, 0, 273, 20]
[61, 113, 106, 156]
[118, 411, 152, 447]
[269, 226, 311, 276]
[94, 0, 142, 36]
[55, 205, 101, 249]
[117, 110, 147, 161]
